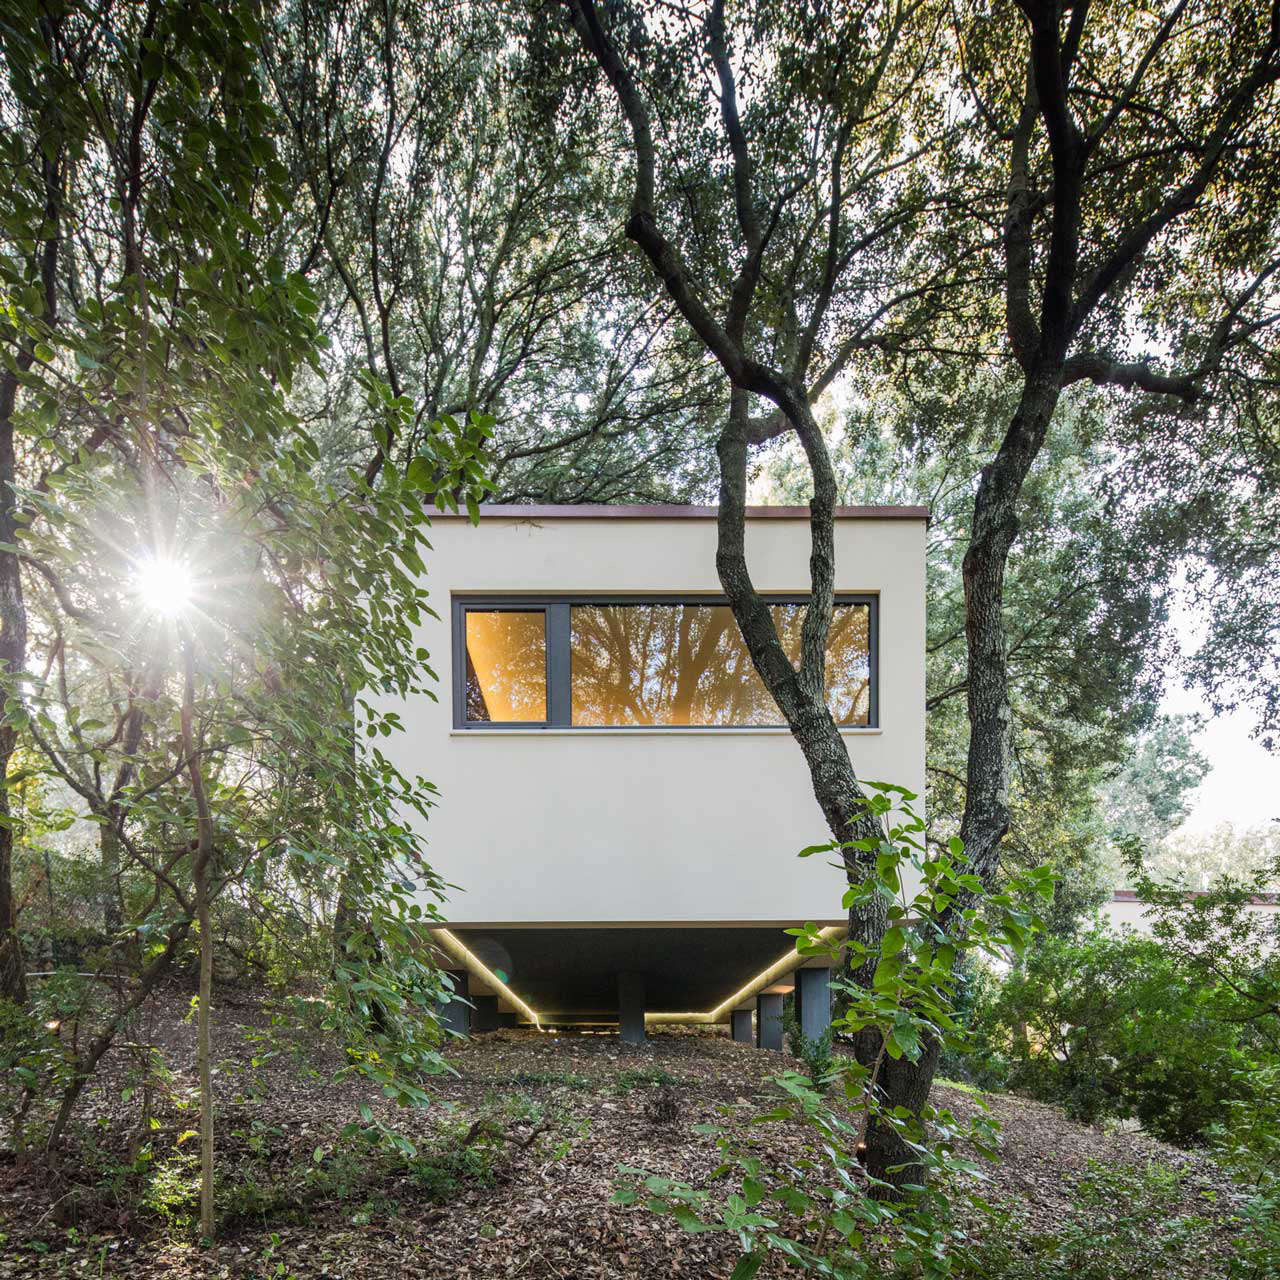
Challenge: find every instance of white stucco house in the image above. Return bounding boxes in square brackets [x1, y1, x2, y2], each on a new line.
[371, 503, 928, 1043]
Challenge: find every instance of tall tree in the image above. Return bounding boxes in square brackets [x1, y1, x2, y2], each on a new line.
[562, 0, 1280, 1186]
[558, 0, 969, 1182]
[954, 0, 1280, 902]
[763, 380, 1183, 928]
[881, 0, 1280, 1171]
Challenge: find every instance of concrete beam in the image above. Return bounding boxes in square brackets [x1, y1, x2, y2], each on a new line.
[731, 1008, 753, 1044]
[794, 967, 832, 1042]
[619, 973, 645, 1044]
[756, 992, 784, 1051]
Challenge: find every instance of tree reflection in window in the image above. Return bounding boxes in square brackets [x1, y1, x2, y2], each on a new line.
[464, 610, 547, 722]
[569, 602, 870, 726]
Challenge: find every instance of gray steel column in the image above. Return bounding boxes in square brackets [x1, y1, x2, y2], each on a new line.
[437, 971, 469, 1038]
[731, 1008, 753, 1044]
[619, 973, 645, 1044]
[472, 993, 500, 1033]
[756, 992, 784, 1050]
[795, 967, 833, 1041]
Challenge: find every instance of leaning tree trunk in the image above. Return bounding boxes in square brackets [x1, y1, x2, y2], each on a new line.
[0, 376, 29, 1007]
[860, 369, 1065, 1192]
[563, 0, 935, 1194]
[45, 920, 190, 1150]
[715, 393, 896, 1153]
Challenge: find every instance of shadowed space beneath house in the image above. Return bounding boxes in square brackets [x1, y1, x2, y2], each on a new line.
[442, 925, 822, 1020]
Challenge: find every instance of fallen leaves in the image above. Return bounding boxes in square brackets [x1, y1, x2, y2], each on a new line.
[0, 989, 1245, 1279]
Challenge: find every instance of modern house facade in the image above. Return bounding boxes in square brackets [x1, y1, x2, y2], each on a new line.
[372, 504, 928, 1041]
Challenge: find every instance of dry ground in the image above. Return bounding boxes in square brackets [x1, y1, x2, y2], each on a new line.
[0, 987, 1244, 1278]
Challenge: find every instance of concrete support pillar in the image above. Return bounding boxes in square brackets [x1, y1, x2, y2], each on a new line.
[795, 967, 833, 1042]
[437, 971, 469, 1038]
[756, 992, 784, 1050]
[731, 1008, 753, 1044]
[472, 993, 499, 1033]
[618, 973, 645, 1044]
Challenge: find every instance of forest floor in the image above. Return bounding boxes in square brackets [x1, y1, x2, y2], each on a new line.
[0, 988, 1250, 1279]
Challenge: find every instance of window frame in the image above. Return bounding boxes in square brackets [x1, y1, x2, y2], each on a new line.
[451, 593, 880, 731]
[452, 602, 554, 728]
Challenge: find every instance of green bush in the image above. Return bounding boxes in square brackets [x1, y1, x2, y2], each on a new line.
[981, 928, 1257, 1145]
[935, 958, 1008, 1091]
[1209, 1064, 1280, 1279]
[405, 1142, 494, 1201]
[0, 972, 99, 1153]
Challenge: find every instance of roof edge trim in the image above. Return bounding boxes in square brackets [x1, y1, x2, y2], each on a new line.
[431, 503, 930, 521]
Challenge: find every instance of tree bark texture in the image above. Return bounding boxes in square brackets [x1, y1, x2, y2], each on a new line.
[0, 375, 29, 1008]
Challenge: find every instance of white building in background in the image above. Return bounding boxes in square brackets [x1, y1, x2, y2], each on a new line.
[371, 504, 928, 1040]
[1104, 889, 1279, 935]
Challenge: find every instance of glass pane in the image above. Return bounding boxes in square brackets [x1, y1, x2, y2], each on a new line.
[570, 602, 870, 727]
[464, 610, 546, 722]
[822, 604, 871, 725]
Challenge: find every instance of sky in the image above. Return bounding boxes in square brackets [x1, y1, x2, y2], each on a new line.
[1162, 696, 1279, 836]
[1162, 590, 1279, 837]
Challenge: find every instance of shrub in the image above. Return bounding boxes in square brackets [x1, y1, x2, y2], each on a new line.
[935, 958, 1008, 1091]
[981, 928, 1254, 1144]
[0, 971, 100, 1153]
[1209, 1064, 1280, 1279]
[969, 841, 1280, 1150]
[0, 998, 61, 1153]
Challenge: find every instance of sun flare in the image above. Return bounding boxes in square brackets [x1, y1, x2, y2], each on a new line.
[133, 555, 196, 617]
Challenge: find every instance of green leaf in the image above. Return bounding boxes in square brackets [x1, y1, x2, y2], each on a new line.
[881, 927, 908, 957]
[672, 1206, 711, 1233]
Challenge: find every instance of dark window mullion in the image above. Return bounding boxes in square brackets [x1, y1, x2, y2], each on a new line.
[547, 602, 571, 726]
[868, 598, 880, 729]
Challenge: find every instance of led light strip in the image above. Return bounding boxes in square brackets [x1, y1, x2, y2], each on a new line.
[431, 927, 543, 1029]
[644, 925, 847, 1023]
[431, 924, 846, 1029]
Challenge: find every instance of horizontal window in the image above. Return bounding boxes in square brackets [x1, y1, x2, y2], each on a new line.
[454, 596, 878, 729]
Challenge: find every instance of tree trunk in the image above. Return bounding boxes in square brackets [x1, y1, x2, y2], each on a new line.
[181, 639, 216, 1241]
[0, 376, 29, 1008]
[859, 369, 1066, 1193]
[863, 1035, 943, 1192]
[196, 855, 214, 1240]
[0, 66, 62, 1007]
[100, 820, 123, 935]
[715, 392, 896, 1154]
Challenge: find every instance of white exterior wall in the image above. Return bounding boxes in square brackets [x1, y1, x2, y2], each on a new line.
[1104, 894, 1279, 937]
[374, 510, 927, 927]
